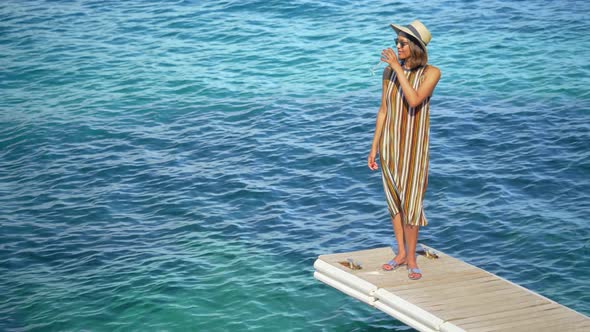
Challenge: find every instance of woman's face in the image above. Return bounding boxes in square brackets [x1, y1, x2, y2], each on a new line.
[396, 35, 411, 60]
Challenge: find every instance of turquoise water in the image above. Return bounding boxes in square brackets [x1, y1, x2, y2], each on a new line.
[1, 0, 589, 330]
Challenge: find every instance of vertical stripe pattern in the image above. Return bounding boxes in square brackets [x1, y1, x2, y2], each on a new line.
[379, 66, 431, 226]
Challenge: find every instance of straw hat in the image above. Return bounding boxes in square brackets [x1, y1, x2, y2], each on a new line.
[390, 20, 431, 52]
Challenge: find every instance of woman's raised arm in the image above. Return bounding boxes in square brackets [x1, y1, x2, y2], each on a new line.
[381, 48, 441, 108]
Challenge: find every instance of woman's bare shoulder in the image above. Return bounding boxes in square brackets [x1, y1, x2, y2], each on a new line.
[425, 65, 441, 77]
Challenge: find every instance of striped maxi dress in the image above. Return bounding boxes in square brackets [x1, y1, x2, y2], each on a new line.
[379, 65, 431, 227]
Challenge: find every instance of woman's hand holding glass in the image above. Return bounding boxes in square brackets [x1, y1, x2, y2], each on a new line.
[381, 48, 401, 71]
[370, 47, 401, 76]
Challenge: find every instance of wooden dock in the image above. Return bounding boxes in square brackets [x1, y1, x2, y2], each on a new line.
[314, 245, 590, 332]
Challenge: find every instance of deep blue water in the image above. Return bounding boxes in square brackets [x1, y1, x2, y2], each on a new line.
[1, 0, 589, 330]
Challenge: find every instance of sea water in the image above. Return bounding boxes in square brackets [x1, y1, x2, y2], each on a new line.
[1, 0, 589, 330]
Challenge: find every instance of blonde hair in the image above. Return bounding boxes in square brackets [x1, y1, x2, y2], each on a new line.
[399, 32, 428, 69]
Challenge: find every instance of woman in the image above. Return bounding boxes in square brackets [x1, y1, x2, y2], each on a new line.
[367, 20, 441, 280]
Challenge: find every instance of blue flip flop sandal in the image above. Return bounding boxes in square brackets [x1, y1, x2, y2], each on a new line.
[408, 267, 422, 280]
[384, 240, 407, 271]
[382, 259, 406, 271]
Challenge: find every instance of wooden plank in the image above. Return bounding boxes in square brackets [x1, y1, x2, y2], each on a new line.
[405, 284, 543, 306]
[390, 277, 506, 296]
[420, 295, 548, 319]
[390, 281, 513, 304]
[451, 305, 563, 326]
[473, 312, 590, 332]
[418, 298, 556, 321]
[427, 296, 548, 317]
[386, 272, 495, 292]
[456, 306, 565, 330]
[421, 286, 541, 307]
[412, 290, 549, 314]
[447, 301, 585, 327]
[377, 269, 485, 290]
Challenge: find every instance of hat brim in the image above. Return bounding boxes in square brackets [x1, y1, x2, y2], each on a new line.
[390, 24, 427, 52]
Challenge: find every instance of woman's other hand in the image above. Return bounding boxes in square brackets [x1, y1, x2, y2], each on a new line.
[368, 150, 379, 170]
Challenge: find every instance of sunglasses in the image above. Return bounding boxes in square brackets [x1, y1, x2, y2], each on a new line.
[395, 38, 410, 47]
